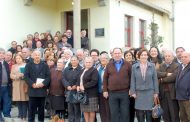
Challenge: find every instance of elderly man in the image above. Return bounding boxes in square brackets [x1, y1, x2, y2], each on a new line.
[157, 50, 180, 122]
[22, 48, 32, 63]
[0, 48, 12, 122]
[24, 50, 50, 122]
[81, 29, 89, 50]
[4, 51, 14, 70]
[76, 49, 85, 67]
[103, 47, 131, 122]
[176, 52, 190, 122]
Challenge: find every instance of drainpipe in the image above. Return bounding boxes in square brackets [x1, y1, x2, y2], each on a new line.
[171, 0, 175, 50]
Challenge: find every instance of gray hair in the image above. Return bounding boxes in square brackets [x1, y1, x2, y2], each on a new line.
[64, 49, 73, 56]
[99, 53, 110, 61]
[0, 48, 5, 53]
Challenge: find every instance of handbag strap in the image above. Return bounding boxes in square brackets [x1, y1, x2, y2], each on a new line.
[154, 97, 160, 105]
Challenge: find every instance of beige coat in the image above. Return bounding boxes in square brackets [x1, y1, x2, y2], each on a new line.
[10, 64, 29, 101]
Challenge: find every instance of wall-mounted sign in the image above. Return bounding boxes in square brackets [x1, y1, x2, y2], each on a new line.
[95, 28, 104, 37]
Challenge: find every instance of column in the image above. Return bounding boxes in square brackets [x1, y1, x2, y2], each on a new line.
[73, 0, 81, 49]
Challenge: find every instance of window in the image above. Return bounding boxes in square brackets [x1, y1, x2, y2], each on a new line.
[139, 19, 146, 48]
[124, 15, 133, 47]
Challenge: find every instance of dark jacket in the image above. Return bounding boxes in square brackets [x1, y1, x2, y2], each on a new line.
[8, 47, 16, 54]
[77, 67, 98, 98]
[103, 59, 131, 92]
[176, 63, 190, 100]
[0, 61, 12, 95]
[81, 37, 89, 50]
[157, 62, 179, 99]
[24, 61, 50, 97]
[49, 68, 65, 96]
[63, 65, 82, 88]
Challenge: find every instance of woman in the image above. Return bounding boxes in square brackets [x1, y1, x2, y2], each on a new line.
[149, 47, 163, 122]
[124, 50, 135, 122]
[77, 56, 99, 122]
[149, 46, 163, 70]
[49, 58, 65, 118]
[97, 53, 110, 122]
[63, 56, 82, 122]
[124, 50, 135, 65]
[10, 54, 28, 120]
[16, 45, 23, 54]
[130, 48, 159, 122]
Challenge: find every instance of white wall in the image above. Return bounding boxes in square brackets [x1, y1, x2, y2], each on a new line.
[0, 0, 57, 49]
[175, 0, 190, 51]
[109, 0, 172, 50]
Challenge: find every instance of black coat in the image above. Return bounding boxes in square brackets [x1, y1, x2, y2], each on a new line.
[63, 65, 82, 88]
[24, 61, 50, 97]
[77, 67, 98, 98]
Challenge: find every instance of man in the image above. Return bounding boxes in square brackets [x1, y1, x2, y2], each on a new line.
[76, 49, 85, 67]
[157, 50, 180, 122]
[35, 41, 44, 58]
[24, 50, 50, 122]
[8, 41, 17, 54]
[90, 49, 100, 69]
[4, 51, 14, 70]
[176, 52, 190, 122]
[0, 48, 12, 122]
[66, 29, 74, 48]
[58, 35, 72, 50]
[22, 48, 32, 63]
[174, 47, 185, 64]
[103, 47, 131, 122]
[81, 29, 89, 50]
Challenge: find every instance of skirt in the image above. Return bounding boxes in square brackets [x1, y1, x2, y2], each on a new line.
[50, 95, 65, 110]
[80, 97, 98, 112]
[135, 90, 154, 110]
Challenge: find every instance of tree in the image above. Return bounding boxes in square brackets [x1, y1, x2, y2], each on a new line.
[144, 14, 164, 48]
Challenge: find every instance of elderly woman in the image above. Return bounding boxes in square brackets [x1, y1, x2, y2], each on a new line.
[63, 56, 82, 122]
[63, 49, 73, 68]
[49, 58, 65, 118]
[10, 54, 28, 120]
[77, 57, 99, 122]
[97, 53, 111, 122]
[130, 49, 159, 122]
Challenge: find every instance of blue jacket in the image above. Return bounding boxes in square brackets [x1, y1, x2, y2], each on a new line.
[130, 62, 159, 95]
[176, 64, 190, 100]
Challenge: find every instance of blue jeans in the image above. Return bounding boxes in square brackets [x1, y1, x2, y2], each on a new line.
[0, 86, 11, 117]
[109, 91, 130, 122]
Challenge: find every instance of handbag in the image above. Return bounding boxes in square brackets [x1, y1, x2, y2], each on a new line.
[152, 97, 163, 118]
[65, 90, 77, 103]
[73, 91, 89, 105]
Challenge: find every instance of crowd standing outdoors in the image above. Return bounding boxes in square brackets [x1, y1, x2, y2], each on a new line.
[0, 29, 189, 122]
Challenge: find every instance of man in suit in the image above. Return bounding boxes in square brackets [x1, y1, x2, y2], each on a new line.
[0, 48, 12, 122]
[22, 47, 32, 63]
[157, 50, 180, 122]
[176, 52, 190, 122]
[24, 50, 50, 122]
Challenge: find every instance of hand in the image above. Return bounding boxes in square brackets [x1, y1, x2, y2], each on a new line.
[32, 83, 37, 88]
[154, 94, 158, 99]
[103, 92, 109, 99]
[67, 86, 72, 91]
[80, 86, 85, 91]
[167, 73, 172, 76]
[131, 94, 137, 98]
[19, 73, 24, 78]
[77, 86, 80, 91]
[72, 85, 77, 90]
[36, 83, 44, 88]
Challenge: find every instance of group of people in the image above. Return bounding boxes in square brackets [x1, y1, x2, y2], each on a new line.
[0, 30, 189, 122]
